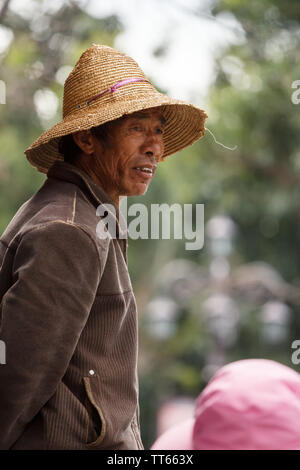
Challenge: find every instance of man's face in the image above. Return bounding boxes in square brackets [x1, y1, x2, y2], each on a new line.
[94, 108, 165, 199]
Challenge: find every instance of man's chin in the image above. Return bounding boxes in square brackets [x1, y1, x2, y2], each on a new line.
[124, 184, 150, 197]
[135, 186, 149, 196]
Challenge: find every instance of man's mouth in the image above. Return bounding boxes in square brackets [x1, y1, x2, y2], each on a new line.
[132, 166, 154, 178]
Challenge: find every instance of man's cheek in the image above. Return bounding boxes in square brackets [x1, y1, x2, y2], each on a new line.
[121, 150, 136, 169]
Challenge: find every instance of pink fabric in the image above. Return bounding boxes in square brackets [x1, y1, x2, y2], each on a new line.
[151, 359, 300, 450]
[151, 418, 194, 450]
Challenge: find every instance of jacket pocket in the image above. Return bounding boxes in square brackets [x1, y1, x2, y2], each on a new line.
[82, 374, 139, 449]
[83, 377, 106, 448]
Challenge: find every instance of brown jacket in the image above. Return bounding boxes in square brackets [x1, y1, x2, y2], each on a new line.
[0, 161, 144, 450]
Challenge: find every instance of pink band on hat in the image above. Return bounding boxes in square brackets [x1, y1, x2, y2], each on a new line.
[81, 78, 149, 107]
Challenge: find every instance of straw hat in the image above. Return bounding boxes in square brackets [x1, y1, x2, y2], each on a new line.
[25, 44, 208, 174]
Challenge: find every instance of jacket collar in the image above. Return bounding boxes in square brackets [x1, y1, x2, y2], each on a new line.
[47, 161, 128, 238]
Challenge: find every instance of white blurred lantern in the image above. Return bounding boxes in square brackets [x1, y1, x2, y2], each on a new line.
[145, 296, 180, 340]
[202, 293, 240, 347]
[260, 300, 291, 344]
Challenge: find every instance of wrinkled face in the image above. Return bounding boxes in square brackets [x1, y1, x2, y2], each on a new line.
[93, 108, 165, 200]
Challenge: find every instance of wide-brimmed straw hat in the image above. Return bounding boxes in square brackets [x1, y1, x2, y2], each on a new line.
[25, 44, 208, 174]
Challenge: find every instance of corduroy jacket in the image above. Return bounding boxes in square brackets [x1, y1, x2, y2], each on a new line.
[0, 161, 144, 450]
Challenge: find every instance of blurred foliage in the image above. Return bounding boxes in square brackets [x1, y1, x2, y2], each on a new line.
[1, 0, 300, 450]
[0, 0, 122, 229]
[135, 0, 300, 447]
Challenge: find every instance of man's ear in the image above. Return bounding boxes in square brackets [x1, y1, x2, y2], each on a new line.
[72, 130, 94, 155]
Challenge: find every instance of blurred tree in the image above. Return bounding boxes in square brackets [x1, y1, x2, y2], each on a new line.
[137, 0, 300, 448]
[0, 0, 122, 230]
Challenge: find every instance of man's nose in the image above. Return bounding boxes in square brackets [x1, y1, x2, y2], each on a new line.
[141, 133, 164, 162]
[144, 150, 158, 164]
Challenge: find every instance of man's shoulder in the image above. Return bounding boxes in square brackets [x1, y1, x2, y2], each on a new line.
[38, 177, 100, 231]
[1, 177, 103, 251]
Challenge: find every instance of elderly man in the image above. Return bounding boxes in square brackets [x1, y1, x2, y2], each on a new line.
[0, 44, 207, 450]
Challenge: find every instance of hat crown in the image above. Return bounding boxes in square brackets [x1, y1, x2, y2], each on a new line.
[63, 44, 147, 118]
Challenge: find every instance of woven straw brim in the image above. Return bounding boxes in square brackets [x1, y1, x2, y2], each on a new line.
[25, 91, 207, 174]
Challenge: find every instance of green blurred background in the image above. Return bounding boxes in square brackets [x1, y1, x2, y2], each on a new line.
[1, 0, 300, 449]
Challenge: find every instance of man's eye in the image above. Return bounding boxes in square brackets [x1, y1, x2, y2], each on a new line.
[155, 128, 164, 134]
[131, 126, 142, 131]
